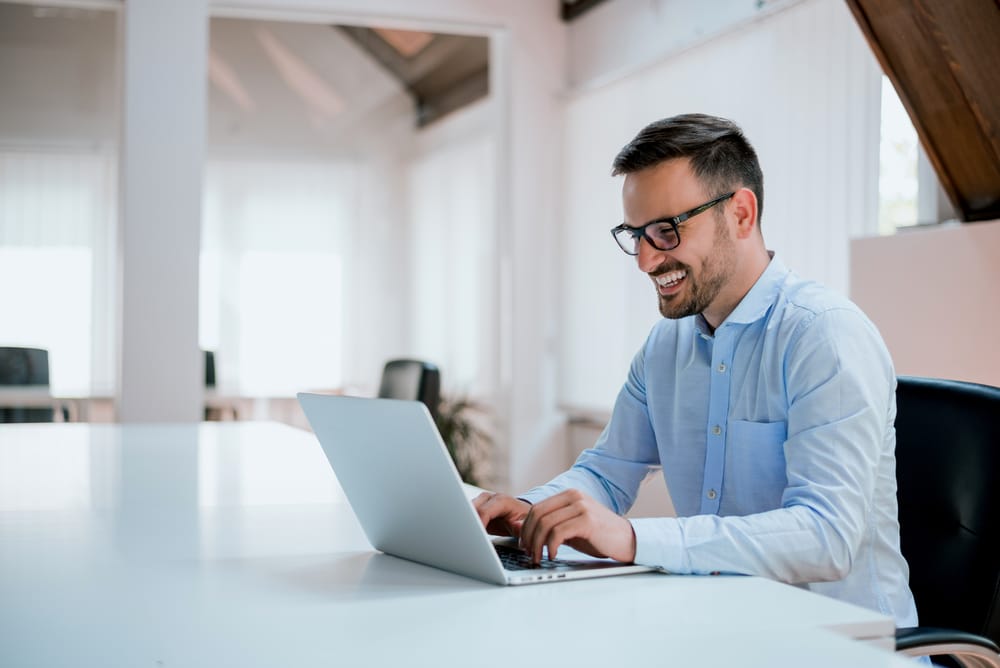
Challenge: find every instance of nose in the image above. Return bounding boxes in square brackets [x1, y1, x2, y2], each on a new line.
[636, 237, 666, 274]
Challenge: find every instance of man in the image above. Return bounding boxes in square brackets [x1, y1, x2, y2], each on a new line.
[475, 113, 918, 626]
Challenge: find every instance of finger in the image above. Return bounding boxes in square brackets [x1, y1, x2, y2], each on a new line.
[518, 490, 577, 549]
[476, 494, 529, 537]
[545, 515, 591, 561]
[474, 493, 505, 528]
[521, 492, 566, 548]
[472, 491, 495, 511]
[472, 491, 493, 516]
[525, 503, 584, 564]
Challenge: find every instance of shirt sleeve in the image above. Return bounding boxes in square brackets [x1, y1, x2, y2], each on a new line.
[631, 308, 894, 584]
[519, 343, 661, 515]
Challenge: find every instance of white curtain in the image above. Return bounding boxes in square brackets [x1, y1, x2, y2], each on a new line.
[0, 150, 117, 394]
[200, 158, 356, 396]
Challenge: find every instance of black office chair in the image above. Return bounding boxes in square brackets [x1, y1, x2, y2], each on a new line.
[204, 350, 217, 389]
[0, 346, 67, 422]
[894, 376, 1000, 667]
[377, 359, 441, 421]
[202, 350, 237, 421]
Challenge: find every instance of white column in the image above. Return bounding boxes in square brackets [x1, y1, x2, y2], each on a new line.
[117, 0, 207, 422]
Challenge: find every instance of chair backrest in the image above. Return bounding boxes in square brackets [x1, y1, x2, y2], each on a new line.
[377, 359, 440, 420]
[204, 350, 216, 388]
[0, 346, 54, 422]
[895, 376, 1000, 641]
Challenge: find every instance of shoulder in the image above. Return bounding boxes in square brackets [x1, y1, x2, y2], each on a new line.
[771, 272, 894, 381]
[773, 272, 881, 341]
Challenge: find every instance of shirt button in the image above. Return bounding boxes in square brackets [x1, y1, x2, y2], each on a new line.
[712, 425, 722, 436]
[717, 362, 726, 373]
[707, 489, 717, 500]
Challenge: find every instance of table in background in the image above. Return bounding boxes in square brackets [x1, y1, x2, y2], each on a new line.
[0, 385, 104, 421]
[0, 422, 919, 667]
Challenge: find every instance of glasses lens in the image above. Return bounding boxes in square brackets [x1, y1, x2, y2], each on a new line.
[613, 228, 640, 255]
[646, 222, 679, 251]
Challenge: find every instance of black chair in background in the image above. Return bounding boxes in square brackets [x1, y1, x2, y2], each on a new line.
[203, 350, 237, 421]
[894, 376, 1000, 667]
[204, 350, 216, 389]
[0, 347, 67, 423]
[377, 359, 440, 421]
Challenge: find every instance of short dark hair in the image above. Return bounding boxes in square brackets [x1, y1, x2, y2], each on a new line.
[611, 114, 764, 225]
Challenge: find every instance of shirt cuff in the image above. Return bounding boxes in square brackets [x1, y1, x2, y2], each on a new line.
[630, 517, 686, 572]
[516, 488, 551, 506]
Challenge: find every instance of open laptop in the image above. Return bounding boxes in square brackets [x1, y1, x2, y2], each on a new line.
[297, 393, 656, 585]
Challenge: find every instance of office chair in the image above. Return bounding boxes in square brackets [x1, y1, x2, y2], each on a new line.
[204, 350, 217, 389]
[377, 359, 441, 421]
[894, 376, 1000, 668]
[0, 346, 67, 422]
[202, 350, 237, 421]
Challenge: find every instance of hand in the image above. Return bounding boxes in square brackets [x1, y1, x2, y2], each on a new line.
[519, 489, 636, 565]
[473, 492, 531, 538]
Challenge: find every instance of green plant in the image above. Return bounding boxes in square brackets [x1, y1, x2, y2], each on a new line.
[434, 395, 492, 487]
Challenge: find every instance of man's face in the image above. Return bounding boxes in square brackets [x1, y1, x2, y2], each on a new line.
[621, 158, 736, 321]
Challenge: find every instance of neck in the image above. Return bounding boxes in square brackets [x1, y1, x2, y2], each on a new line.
[702, 248, 772, 331]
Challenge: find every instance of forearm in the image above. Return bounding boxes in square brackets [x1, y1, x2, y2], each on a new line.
[519, 460, 640, 513]
[523, 347, 660, 513]
[631, 504, 857, 583]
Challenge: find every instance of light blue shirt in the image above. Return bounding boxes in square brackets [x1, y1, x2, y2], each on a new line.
[522, 255, 919, 627]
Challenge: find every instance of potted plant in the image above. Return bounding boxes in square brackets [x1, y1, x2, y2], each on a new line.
[434, 394, 492, 487]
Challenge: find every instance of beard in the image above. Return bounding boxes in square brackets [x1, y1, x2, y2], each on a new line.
[655, 216, 735, 320]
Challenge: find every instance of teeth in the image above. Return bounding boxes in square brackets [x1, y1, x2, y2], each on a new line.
[655, 270, 686, 286]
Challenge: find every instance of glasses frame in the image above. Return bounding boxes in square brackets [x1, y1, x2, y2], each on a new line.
[610, 191, 735, 256]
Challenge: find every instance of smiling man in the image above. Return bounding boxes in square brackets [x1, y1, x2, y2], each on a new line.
[474, 114, 919, 627]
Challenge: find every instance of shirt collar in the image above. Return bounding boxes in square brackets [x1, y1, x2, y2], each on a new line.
[722, 251, 788, 327]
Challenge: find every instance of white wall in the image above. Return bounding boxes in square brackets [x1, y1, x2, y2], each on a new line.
[851, 220, 1000, 387]
[567, 0, 800, 89]
[558, 0, 882, 414]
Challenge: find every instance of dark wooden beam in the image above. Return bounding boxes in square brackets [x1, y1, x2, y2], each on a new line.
[846, 0, 1000, 222]
[561, 0, 610, 22]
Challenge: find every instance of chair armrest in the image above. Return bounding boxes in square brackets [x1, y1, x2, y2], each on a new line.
[896, 626, 1000, 668]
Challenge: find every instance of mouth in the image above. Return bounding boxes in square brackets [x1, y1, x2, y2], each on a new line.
[653, 269, 687, 295]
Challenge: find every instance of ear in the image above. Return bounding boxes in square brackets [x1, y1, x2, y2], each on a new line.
[730, 187, 758, 241]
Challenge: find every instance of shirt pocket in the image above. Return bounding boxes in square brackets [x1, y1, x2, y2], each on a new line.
[726, 420, 788, 511]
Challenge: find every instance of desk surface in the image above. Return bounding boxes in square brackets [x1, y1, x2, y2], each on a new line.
[0, 422, 917, 667]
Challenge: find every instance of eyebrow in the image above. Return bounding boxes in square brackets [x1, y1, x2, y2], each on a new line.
[622, 214, 681, 230]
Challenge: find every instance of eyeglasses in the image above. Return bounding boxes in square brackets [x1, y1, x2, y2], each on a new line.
[610, 192, 734, 256]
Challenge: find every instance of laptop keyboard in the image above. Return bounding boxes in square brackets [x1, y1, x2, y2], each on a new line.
[495, 544, 573, 571]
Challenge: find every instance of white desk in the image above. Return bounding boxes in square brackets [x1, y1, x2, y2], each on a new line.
[0, 423, 918, 667]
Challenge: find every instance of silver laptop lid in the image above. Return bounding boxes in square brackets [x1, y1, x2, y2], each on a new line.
[297, 393, 508, 584]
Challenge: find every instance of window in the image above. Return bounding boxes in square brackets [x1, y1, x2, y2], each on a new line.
[0, 4, 119, 395]
[878, 75, 919, 234]
[0, 151, 116, 393]
[200, 159, 353, 395]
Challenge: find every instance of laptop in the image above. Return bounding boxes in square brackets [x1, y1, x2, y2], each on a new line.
[297, 393, 656, 585]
